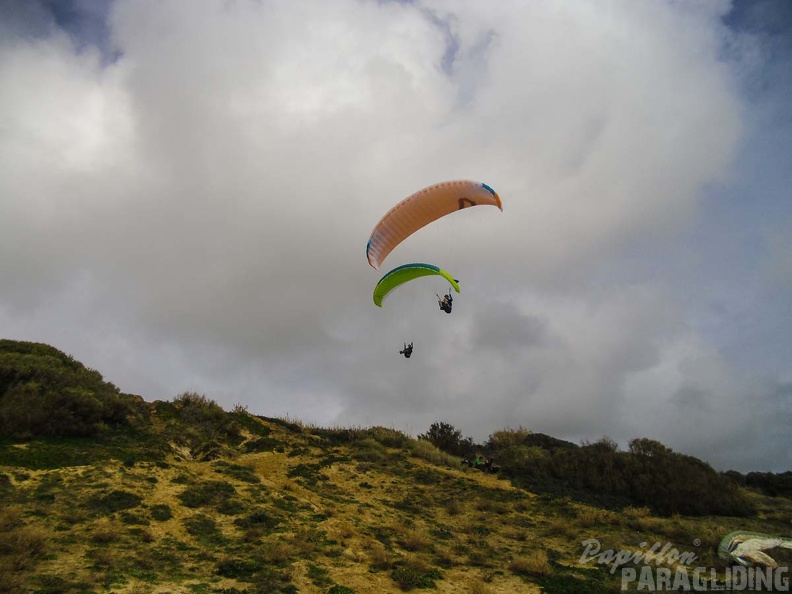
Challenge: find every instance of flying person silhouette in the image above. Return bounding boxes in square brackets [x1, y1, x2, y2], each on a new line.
[437, 289, 453, 314]
[399, 342, 414, 358]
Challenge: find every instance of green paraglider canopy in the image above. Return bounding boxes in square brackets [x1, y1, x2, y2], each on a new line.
[373, 263, 460, 307]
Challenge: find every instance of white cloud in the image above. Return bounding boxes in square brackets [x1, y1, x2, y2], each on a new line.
[0, 0, 788, 471]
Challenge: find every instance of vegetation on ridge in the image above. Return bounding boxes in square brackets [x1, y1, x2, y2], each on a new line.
[0, 339, 790, 593]
[0, 339, 142, 439]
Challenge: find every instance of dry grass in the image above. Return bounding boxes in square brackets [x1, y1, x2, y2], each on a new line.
[467, 577, 493, 594]
[445, 498, 463, 516]
[336, 522, 356, 543]
[0, 506, 23, 531]
[0, 526, 48, 573]
[275, 416, 313, 432]
[622, 506, 666, 532]
[622, 505, 652, 520]
[290, 528, 321, 555]
[573, 506, 610, 528]
[542, 516, 575, 538]
[451, 542, 469, 557]
[366, 541, 392, 570]
[433, 548, 456, 568]
[656, 515, 701, 543]
[461, 517, 493, 538]
[632, 515, 666, 533]
[763, 510, 792, 526]
[508, 549, 553, 577]
[243, 525, 267, 542]
[475, 497, 497, 513]
[398, 527, 431, 552]
[15, 528, 48, 559]
[60, 505, 89, 525]
[506, 527, 529, 542]
[262, 541, 295, 564]
[91, 518, 121, 544]
[0, 560, 23, 593]
[0, 519, 36, 587]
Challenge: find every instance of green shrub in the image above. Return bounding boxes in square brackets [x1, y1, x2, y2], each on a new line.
[408, 440, 459, 469]
[352, 438, 386, 462]
[217, 557, 264, 579]
[495, 434, 754, 516]
[535, 573, 610, 594]
[165, 392, 242, 453]
[391, 561, 442, 590]
[745, 470, 792, 497]
[250, 565, 295, 593]
[89, 490, 142, 514]
[183, 513, 224, 545]
[307, 564, 332, 588]
[214, 461, 260, 483]
[178, 480, 236, 508]
[287, 458, 341, 486]
[0, 340, 136, 439]
[33, 574, 76, 594]
[234, 510, 280, 532]
[417, 422, 474, 457]
[150, 504, 173, 521]
[120, 511, 149, 525]
[496, 445, 548, 473]
[244, 436, 283, 452]
[366, 426, 411, 449]
[484, 427, 533, 450]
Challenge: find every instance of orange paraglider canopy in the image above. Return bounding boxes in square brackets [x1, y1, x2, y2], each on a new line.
[365, 180, 502, 269]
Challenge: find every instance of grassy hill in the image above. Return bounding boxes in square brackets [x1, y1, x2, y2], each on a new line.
[0, 340, 790, 593]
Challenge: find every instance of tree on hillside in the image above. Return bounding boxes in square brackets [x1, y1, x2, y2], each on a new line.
[418, 421, 474, 457]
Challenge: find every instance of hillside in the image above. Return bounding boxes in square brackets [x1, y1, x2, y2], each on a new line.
[1, 340, 791, 593]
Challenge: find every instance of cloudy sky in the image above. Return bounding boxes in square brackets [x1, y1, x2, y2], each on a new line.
[1, 0, 790, 472]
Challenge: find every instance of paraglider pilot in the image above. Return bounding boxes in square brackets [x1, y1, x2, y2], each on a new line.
[438, 289, 453, 314]
[400, 342, 414, 358]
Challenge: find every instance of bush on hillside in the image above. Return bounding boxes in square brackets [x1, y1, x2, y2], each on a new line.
[744, 471, 792, 498]
[408, 439, 460, 469]
[0, 340, 135, 439]
[159, 392, 243, 456]
[486, 428, 578, 452]
[417, 421, 474, 457]
[489, 431, 754, 517]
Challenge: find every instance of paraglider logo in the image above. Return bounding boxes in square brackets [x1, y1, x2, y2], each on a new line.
[579, 538, 791, 591]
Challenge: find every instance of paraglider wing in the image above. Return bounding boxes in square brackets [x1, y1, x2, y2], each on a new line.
[718, 531, 792, 567]
[373, 263, 461, 307]
[366, 180, 502, 269]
